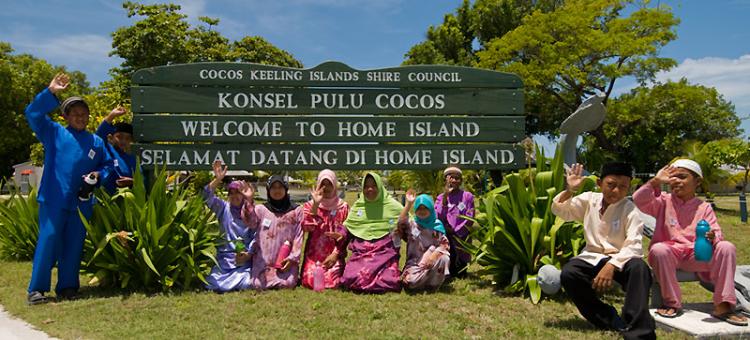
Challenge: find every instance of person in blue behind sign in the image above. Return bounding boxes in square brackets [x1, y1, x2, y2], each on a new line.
[24, 73, 114, 304]
[95, 106, 138, 193]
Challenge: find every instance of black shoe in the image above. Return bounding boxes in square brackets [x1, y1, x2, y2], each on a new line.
[610, 312, 628, 332]
[57, 288, 78, 301]
[27, 291, 49, 305]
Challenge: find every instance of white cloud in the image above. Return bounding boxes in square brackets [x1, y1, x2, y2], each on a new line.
[175, 0, 207, 21]
[657, 55, 750, 97]
[21, 34, 113, 63]
[6, 29, 120, 85]
[655, 54, 750, 130]
[293, 0, 404, 11]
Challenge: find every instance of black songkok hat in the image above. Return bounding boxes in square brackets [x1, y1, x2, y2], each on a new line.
[114, 122, 133, 135]
[600, 162, 634, 179]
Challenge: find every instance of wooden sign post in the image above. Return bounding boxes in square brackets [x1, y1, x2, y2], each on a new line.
[131, 61, 526, 170]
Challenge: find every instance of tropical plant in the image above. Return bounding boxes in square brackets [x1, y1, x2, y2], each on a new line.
[81, 165, 219, 292]
[460, 145, 595, 303]
[704, 138, 750, 193]
[385, 170, 446, 196]
[0, 182, 39, 260]
[679, 140, 732, 195]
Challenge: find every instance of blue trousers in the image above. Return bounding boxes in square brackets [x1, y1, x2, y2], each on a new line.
[28, 201, 92, 294]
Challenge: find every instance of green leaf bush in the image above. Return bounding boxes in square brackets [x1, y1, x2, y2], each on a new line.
[81, 166, 219, 292]
[0, 183, 39, 260]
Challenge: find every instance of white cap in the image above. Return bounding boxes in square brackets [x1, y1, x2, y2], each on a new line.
[536, 264, 561, 295]
[671, 159, 703, 178]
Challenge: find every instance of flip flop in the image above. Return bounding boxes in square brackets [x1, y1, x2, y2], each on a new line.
[27, 291, 48, 305]
[655, 307, 682, 318]
[711, 311, 749, 326]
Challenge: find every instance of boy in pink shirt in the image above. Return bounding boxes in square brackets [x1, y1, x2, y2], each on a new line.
[634, 159, 747, 326]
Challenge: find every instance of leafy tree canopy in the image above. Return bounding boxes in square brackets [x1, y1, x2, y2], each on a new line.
[0, 42, 90, 175]
[581, 79, 742, 172]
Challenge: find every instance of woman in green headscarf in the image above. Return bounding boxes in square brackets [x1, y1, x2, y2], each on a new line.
[398, 190, 450, 291]
[341, 172, 403, 293]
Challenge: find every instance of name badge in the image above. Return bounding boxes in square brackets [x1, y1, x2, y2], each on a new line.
[457, 202, 466, 211]
[612, 220, 620, 232]
[88, 149, 96, 160]
[261, 218, 272, 229]
[113, 159, 119, 167]
[357, 209, 363, 217]
[411, 226, 420, 238]
[330, 209, 337, 217]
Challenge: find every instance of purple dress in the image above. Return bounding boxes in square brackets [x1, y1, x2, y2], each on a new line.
[340, 233, 401, 293]
[435, 190, 475, 277]
[202, 186, 255, 292]
[400, 220, 450, 290]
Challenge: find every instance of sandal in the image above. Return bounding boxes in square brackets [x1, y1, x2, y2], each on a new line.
[711, 311, 749, 326]
[27, 291, 49, 305]
[655, 307, 682, 318]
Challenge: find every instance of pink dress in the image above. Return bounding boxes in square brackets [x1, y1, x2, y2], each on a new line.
[243, 203, 304, 290]
[300, 201, 349, 289]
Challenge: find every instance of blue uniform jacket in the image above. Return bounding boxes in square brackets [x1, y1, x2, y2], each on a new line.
[25, 88, 114, 210]
[95, 121, 138, 194]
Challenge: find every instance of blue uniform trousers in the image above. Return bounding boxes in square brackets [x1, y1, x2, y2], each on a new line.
[28, 201, 92, 294]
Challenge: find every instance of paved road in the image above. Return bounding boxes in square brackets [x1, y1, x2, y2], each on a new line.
[0, 305, 55, 340]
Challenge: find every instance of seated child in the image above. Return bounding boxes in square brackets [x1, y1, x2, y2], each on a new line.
[634, 159, 747, 326]
[398, 190, 450, 291]
[552, 162, 655, 339]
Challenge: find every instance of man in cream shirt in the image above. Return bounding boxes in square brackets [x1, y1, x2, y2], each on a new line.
[552, 162, 655, 340]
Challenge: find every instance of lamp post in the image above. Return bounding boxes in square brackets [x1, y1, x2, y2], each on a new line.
[739, 184, 748, 223]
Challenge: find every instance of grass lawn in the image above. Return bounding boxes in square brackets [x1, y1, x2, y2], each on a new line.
[0, 198, 746, 339]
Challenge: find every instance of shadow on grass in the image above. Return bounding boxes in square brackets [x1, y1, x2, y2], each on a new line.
[539, 293, 572, 304]
[715, 207, 741, 218]
[402, 282, 456, 295]
[544, 317, 601, 333]
[74, 285, 149, 301]
[74, 284, 210, 301]
[462, 272, 494, 289]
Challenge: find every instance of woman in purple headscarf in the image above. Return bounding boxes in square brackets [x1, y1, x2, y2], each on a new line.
[242, 174, 304, 290]
[203, 160, 256, 292]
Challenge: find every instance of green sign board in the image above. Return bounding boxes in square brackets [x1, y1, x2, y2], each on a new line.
[131, 86, 523, 115]
[131, 61, 526, 170]
[135, 144, 523, 171]
[133, 115, 524, 143]
[132, 61, 523, 88]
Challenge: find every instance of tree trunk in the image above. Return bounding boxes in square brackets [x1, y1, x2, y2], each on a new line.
[590, 125, 617, 153]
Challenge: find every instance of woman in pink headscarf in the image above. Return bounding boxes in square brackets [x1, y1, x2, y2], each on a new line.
[300, 169, 349, 289]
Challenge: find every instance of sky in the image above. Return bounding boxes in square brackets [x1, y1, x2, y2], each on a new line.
[1, 0, 749, 137]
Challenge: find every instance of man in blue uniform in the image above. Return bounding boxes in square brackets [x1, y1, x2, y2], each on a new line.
[95, 107, 137, 193]
[25, 73, 114, 304]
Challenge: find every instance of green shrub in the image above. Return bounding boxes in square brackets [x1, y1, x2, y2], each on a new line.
[0, 183, 39, 260]
[81, 166, 219, 292]
[461, 145, 595, 303]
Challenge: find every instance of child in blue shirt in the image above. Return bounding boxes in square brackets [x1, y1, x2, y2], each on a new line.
[25, 73, 114, 304]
